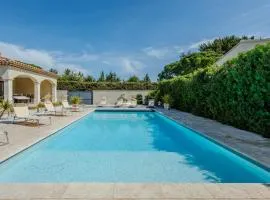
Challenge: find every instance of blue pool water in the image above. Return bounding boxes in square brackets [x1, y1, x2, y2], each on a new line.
[0, 111, 269, 183]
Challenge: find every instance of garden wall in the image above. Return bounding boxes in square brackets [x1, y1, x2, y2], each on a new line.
[93, 90, 152, 105]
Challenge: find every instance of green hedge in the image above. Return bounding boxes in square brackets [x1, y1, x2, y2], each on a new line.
[158, 43, 270, 137]
[57, 81, 157, 91]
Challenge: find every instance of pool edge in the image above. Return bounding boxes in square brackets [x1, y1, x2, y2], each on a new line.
[154, 110, 270, 172]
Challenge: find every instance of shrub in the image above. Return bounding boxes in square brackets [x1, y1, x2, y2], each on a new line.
[53, 101, 62, 106]
[0, 100, 13, 118]
[57, 81, 157, 91]
[136, 94, 143, 105]
[158, 43, 270, 137]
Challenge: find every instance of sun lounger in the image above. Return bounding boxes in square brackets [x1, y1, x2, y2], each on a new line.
[122, 101, 131, 107]
[115, 99, 123, 107]
[13, 106, 50, 125]
[98, 97, 107, 107]
[44, 101, 67, 115]
[148, 99, 155, 108]
[62, 100, 72, 109]
[129, 99, 137, 108]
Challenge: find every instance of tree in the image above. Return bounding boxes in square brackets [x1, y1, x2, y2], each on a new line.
[58, 68, 84, 82]
[158, 50, 221, 80]
[199, 35, 255, 55]
[64, 68, 71, 76]
[158, 61, 179, 81]
[85, 75, 95, 82]
[49, 68, 58, 74]
[127, 75, 140, 82]
[105, 72, 120, 82]
[98, 71, 105, 82]
[143, 73, 151, 83]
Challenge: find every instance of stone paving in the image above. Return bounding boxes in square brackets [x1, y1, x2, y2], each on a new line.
[0, 107, 269, 199]
[0, 183, 269, 199]
[156, 108, 270, 169]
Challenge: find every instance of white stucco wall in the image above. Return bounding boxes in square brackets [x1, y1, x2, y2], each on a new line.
[57, 90, 68, 102]
[93, 90, 152, 105]
[0, 66, 57, 103]
[216, 39, 270, 66]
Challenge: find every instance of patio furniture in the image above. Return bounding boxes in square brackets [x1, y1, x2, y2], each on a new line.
[13, 95, 30, 104]
[44, 101, 67, 116]
[62, 100, 72, 109]
[148, 99, 155, 108]
[129, 99, 137, 108]
[13, 106, 51, 125]
[122, 101, 131, 107]
[115, 99, 123, 107]
[98, 96, 107, 107]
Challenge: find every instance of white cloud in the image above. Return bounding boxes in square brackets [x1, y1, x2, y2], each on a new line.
[121, 57, 145, 75]
[189, 38, 216, 49]
[173, 46, 184, 54]
[0, 41, 150, 78]
[0, 41, 184, 80]
[0, 41, 90, 74]
[55, 63, 90, 75]
[55, 52, 99, 62]
[0, 41, 54, 67]
[142, 47, 169, 59]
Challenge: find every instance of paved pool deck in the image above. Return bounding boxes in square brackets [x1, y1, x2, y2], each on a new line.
[0, 107, 269, 199]
[0, 183, 269, 199]
[156, 108, 270, 169]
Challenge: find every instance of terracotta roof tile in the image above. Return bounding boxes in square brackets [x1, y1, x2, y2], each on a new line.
[0, 56, 58, 79]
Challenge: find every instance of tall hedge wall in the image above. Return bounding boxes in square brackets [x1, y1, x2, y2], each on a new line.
[58, 81, 157, 91]
[158, 43, 270, 137]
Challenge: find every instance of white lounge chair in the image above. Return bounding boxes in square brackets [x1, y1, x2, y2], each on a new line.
[98, 97, 107, 107]
[148, 99, 155, 108]
[129, 99, 137, 108]
[13, 106, 50, 125]
[44, 101, 67, 116]
[122, 101, 131, 107]
[115, 99, 123, 107]
[62, 100, 72, 109]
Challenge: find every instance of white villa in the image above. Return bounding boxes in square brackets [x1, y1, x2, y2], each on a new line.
[216, 38, 270, 66]
[0, 55, 58, 104]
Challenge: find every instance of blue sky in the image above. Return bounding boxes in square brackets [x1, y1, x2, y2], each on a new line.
[0, 0, 270, 80]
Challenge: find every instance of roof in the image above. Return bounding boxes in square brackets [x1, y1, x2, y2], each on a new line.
[0, 56, 58, 79]
[216, 38, 270, 66]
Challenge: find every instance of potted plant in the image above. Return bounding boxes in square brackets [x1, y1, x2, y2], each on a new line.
[37, 102, 45, 113]
[162, 94, 171, 110]
[0, 100, 13, 118]
[70, 96, 81, 111]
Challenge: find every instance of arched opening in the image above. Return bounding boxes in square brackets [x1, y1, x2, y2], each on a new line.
[13, 76, 35, 103]
[40, 80, 53, 102]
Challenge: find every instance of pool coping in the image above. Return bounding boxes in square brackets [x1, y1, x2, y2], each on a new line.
[0, 183, 269, 199]
[154, 109, 270, 172]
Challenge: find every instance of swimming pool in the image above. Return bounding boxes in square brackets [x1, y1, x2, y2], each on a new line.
[0, 111, 269, 183]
